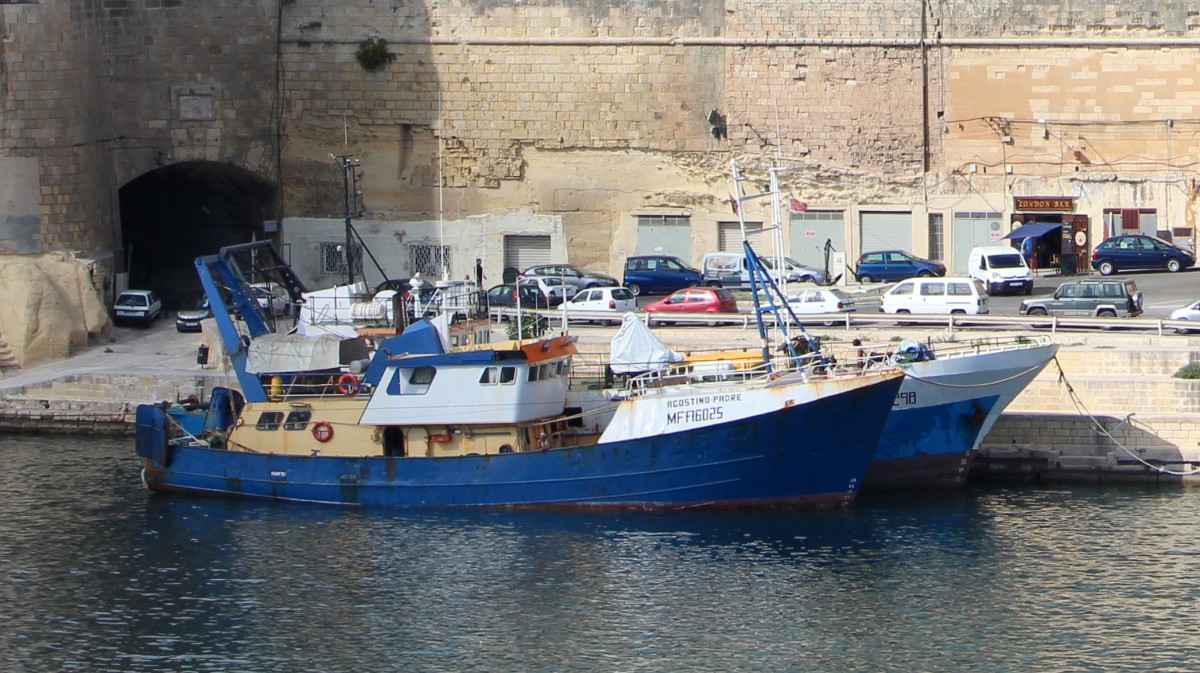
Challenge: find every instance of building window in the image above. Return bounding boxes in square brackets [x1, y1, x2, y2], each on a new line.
[1103, 209, 1156, 239]
[319, 242, 363, 276]
[410, 244, 451, 277]
[928, 213, 944, 260]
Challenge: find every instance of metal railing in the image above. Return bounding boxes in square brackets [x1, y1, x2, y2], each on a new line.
[490, 307, 1200, 336]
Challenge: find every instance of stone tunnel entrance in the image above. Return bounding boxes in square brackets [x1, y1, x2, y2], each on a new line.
[118, 161, 277, 309]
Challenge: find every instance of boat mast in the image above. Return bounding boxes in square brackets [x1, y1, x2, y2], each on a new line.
[335, 153, 364, 286]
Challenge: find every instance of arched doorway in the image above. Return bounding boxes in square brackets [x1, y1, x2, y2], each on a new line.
[118, 161, 276, 308]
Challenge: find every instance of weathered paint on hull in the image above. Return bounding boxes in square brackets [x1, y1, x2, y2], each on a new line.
[139, 373, 903, 509]
[863, 341, 1059, 491]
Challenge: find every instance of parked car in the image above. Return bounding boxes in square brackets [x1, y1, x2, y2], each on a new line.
[701, 252, 826, 289]
[854, 250, 946, 283]
[642, 287, 739, 325]
[113, 289, 162, 327]
[175, 296, 212, 333]
[518, 276, 576, 306]
[622, 255, 704, 296]
[249, 283, 289, 316]
[785, 288, 856, 325]
[1168, 299, 1200, 333]
[1019, 278, 1143, 318]
[880, 277, 989, 315]
[1091, 234, 1195, 275]
[558, 286, 638, 324]
[485, 283, 551, 310]
[521, 264, 619, 290]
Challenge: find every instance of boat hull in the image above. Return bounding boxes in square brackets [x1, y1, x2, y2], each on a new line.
[863, 341, 1059, 491]
[139, 372, 903, 509]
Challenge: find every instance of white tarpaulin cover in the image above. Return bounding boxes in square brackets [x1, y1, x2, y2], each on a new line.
[246, 334, 344, 373]
[608, 312, 683, 374]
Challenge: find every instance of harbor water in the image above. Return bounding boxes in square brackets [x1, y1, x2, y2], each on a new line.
[3, 434, 1199, 673]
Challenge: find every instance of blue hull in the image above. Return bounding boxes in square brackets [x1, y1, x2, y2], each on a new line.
[863, 396, 999, 490]
[137, 375, 902, 509]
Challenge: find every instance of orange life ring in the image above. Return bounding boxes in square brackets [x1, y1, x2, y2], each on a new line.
[336, 373, 359, 395]
[312, 421, 334, 443]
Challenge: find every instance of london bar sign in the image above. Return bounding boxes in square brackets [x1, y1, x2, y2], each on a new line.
[1013, 196, 1075, 212]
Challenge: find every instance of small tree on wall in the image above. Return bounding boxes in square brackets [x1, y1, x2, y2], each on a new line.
[355, 37, 392, 71]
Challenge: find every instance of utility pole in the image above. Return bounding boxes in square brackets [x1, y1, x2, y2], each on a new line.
[334, 154, 364, 285]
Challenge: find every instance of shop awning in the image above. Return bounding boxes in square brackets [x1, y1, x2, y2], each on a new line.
[1003, 221, 1061, 240]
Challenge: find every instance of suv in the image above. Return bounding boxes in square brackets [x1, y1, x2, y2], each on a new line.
[521, 264, 619, 290]
[622, 255, 703, 296]
[1090, 234, 1195, 275]
[1019, 279, 1143, 318]
[854, 250, 946, 283]
[113, 290, 162, 327]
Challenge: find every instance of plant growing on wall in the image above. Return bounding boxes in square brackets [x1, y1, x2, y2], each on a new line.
[355, 37, 392, 71]
[1173, 362, 1200, 379]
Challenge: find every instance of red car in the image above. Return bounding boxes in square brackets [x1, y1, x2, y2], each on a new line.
[643, 287, 740, 325]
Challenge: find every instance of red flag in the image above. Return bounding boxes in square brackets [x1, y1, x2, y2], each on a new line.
[788, 197, 808, 213]
[729, 194, 739, 214]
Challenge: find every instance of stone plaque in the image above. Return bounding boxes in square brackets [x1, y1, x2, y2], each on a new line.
[179, 94, 215, 121]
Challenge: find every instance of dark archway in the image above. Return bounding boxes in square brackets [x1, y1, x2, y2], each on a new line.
[119, 161, 276, 309]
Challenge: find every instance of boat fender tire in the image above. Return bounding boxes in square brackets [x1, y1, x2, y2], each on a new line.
[336, 373, 360, 395]
[312, 421, 335, 443]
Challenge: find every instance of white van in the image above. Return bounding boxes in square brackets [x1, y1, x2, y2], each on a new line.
[880, 277, 990, 315]
[967, 245, 1033, 296]
[701, 252, 825, 289]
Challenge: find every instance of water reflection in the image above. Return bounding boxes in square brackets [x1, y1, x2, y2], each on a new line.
[2, 436, 1200, 672]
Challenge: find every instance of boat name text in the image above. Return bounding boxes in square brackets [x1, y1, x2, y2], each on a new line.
[665, 393, 742, 426]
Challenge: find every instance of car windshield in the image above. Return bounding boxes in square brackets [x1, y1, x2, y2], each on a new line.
[185, 296, 209, 310]
[989, 253, 1025, 269]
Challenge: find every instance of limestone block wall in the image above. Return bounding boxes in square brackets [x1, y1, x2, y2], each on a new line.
[0, 2, 115, 255]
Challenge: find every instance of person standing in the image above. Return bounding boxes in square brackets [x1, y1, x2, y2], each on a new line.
[1021, 237, 1037, 274]
[475, 258, 486, 286]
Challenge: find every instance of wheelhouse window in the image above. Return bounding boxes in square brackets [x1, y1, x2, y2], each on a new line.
[256, 411, 284, 431]
[284, 410, 312, 430]
[480, 367, 498, 384]
[387, 366, 439, 395]
[499, 366, 516, 384]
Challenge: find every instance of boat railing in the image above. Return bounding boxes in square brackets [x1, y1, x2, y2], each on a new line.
[834, 333, 1054, 369]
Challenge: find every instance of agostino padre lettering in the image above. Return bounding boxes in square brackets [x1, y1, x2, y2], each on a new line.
[665, 393, 743, 425]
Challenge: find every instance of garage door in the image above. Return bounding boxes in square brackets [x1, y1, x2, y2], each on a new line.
[637, 215, 692, 261]
[860, 211, 913, 253]
[503, 235, 552, 273]
[718, 221, 764, 252]
[789, 210, 846, 269]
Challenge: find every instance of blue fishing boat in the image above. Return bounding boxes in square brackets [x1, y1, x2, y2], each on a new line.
[859, 336, 1059, 490]
[133, 242, 905, 508]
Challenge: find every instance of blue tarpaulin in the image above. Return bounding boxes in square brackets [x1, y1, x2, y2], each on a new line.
[1003, 221, 1061, 240]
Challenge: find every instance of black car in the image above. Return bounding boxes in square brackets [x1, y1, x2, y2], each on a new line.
[1091, 234, 1195, 275]
[485, 283, 551, 309]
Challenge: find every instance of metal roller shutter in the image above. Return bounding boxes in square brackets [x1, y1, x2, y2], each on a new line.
[860, 211, 913, 253]
[504, 235, 552, 273]
[718, 222, 764, 252]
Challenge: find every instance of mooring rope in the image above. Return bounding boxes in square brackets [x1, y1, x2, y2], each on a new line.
[1052, 355, 1200, 477]
[902, 362, 1047, 389]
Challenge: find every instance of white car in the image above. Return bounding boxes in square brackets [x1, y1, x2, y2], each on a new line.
[249, 283, 289, 316]
[1169, 300, 1200, 333]
[113, 290, 163, 328]
[518, 277, 576, 305]
[558, 286, 638, 324]
[785, 288, 856, 325]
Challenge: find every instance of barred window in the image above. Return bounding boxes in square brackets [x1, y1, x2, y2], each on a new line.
[319, 242, 363, 276]
[411, 244, 451, 277]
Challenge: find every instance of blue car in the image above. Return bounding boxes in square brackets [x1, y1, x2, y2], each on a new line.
[622, 255, 703, 296]
[1090, 234, 1195, 275]
[853, 250, 946, 283]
